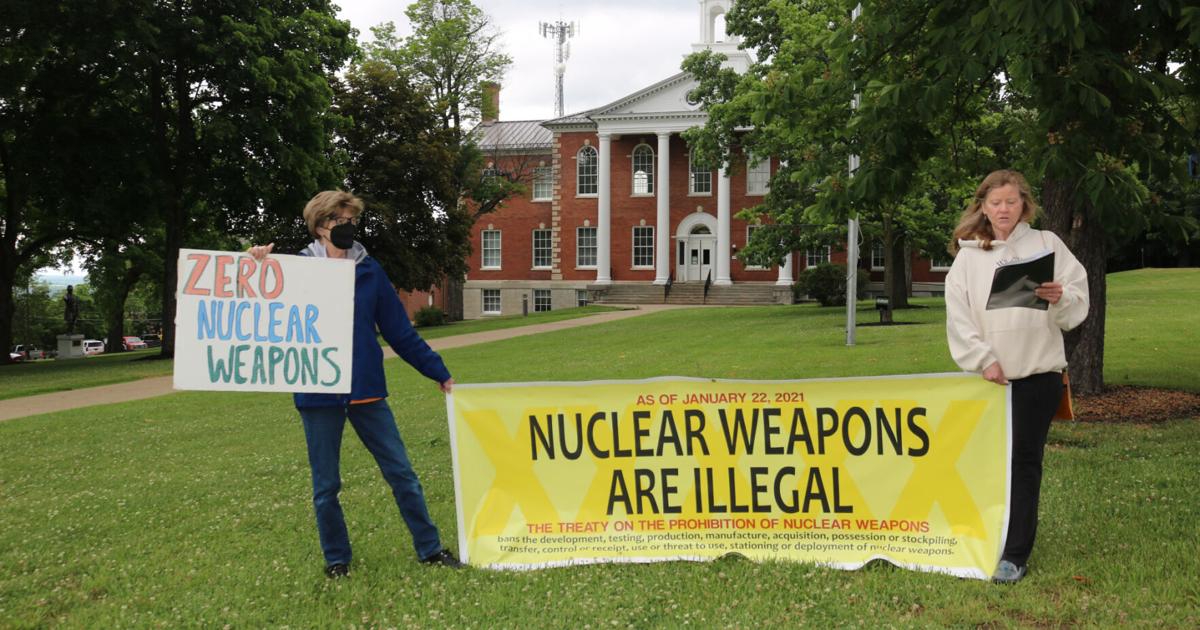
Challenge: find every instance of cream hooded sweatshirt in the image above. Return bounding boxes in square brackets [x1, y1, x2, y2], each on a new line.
[945, 221, 1089, 380]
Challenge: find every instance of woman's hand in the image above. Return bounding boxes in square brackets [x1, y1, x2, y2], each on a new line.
[983, 362, 1008, 385]
[1035, 281, 1063, 305]
[440, 378, 455, 394]
[247, 242, 275, 261]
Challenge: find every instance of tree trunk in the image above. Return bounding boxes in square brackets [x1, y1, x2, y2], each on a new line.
[444, 275, 465, 321]
[0, 262, 16, 365]
[104, 267, 142, 353]
[1042, 178, 1106, 395]
[882, 218, 910, 309]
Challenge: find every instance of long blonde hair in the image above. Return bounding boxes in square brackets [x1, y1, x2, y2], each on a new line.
[949, 169, 1040, 254]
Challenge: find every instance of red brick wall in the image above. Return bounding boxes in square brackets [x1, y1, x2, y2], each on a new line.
[467, 131, 948, 286]
[466, 153, 554, 281]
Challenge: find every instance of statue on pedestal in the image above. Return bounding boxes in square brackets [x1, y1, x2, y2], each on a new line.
[63, 285, 80, 335]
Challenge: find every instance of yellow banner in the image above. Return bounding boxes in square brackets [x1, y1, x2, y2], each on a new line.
[447, 374, 1010, 579]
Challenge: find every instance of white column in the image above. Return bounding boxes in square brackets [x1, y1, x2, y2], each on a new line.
[715, 165, 732, 285]
[596, 132, 612, 285]
[776, 253, 794, 286]
[654, 132, 671, 284]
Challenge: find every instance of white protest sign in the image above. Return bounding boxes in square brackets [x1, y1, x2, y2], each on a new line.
[173, 249, 354, 393]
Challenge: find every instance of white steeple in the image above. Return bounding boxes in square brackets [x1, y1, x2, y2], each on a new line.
[691, 0, 752, 72]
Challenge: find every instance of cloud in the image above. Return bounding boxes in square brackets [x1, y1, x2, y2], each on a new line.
[335, 0, 701, 120]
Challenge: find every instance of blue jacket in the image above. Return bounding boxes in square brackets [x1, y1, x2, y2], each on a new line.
[293, 246, 450, 409]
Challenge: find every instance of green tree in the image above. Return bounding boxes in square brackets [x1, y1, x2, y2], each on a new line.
[366, 2, 518, 318]
[686, 0, 1200, 394]
[0, 1, 136, 362]
[369, 0, 511, 136]
[328, 60, 470, 290]
[131, 1, 356, 357]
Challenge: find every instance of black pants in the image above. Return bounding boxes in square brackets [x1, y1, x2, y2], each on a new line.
[1003, 371, 1064, 567]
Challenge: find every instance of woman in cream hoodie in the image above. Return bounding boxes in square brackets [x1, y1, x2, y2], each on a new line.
[945, 170, 1089, 583]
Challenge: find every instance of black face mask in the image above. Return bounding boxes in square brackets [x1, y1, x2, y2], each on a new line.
[329, 222, 356, 250]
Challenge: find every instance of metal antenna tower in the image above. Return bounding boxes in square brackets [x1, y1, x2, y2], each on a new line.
[539, 20, 577, 118]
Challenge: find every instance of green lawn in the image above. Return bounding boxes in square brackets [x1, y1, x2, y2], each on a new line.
[0, 269, 1197, 627]
[0, 306, 622, 400]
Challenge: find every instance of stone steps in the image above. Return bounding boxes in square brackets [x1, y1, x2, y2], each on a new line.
[589, 283, 790, 305]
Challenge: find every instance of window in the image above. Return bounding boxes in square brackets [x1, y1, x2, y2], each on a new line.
[689, 150, 712, 194]
[577, 146, 598, 195]
[747, 157, 770, 195]
[534, 289, 552, 312]
[806, 246, 831, 268]
[532, 229, 552, 269]
[532, 166, 552, 201]
[576, 226, 597, 267]
[871, 243, 886, 270]
[632, 226, 654, 268]
[482, 289, 501, 314]
[576, 289, 589, 307]
[744, 225, 766, 269]
[930, 254, 954, 271]
[632, 145, 654, 195]
[481, 230, 501, 269]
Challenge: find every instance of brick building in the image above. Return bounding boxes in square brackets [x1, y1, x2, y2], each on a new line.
[462, 0, 948, 318]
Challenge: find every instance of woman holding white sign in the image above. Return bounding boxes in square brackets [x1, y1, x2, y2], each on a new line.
[944, 170, 1089, 584]
[249, 190, 461, 577]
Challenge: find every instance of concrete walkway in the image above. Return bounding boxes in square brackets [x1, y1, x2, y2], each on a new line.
[0, 305, 683, 422]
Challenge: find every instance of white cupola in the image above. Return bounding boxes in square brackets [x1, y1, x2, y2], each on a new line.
[691, 0, 753, 72]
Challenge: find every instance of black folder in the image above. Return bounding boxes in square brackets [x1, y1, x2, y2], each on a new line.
[986, 250, 1055, 310]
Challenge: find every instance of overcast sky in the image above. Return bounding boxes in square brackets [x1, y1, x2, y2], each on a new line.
[335, 0, 705, 121]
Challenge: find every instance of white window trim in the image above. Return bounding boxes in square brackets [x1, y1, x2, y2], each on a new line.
[806, 245, 832, 268]
[743, 225, 767, 270]
[533, 288, 552, 312]
[689, 151, 713, 196]
[576, 146, 598, 198]
[631, 225, 655, 269]
[481, 230, 502, 270]
[532, 166, 552, 202]
[531, 229, 552, 270]
[930, 256, 953, 272]
[870, 242, 886, 271]
[576, 226, 598, 269]
[631, 144, 655, 197]
[481, 289, 501, 315]
[746, 157, 770, 197]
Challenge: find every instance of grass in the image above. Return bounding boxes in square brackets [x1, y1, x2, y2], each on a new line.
[0, 350, 166, 401]
[411, 304, 623, 340]
[1102, 268, 1200, 391]
[0, 269, 1197, 627]
[0, 306, 622, 400]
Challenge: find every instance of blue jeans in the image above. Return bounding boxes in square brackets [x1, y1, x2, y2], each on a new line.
[298, 400, 443, 564]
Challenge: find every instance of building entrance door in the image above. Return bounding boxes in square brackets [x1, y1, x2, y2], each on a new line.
[677, 225, 715, 282]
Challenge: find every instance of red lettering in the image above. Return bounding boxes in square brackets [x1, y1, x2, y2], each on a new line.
[213, 255, 235, 298]
[260, 258, 284, 299]
[236, 257, 258, 299]
[181, 253, 211, 296]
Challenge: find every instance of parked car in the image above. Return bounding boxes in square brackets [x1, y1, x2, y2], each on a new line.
[11, 345, 45, 360]
[82, 339, 105, 356]
[122, 336, 148, 351]
[8, 351, 23, 362]
[141, 333, 162, 348]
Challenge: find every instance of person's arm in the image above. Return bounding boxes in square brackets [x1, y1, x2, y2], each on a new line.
[945, 258, 1001, 376]
[1041, 233, 1089, 331]
[373, 264, 452, 387]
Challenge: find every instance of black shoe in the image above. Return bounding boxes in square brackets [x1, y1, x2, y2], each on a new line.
[324, 563, 350, 578]
[420, 549, 463, 568]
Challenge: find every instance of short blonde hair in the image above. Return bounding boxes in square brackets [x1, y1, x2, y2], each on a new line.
[949, 169, 1040, 254]
[303, 190, 363, 237]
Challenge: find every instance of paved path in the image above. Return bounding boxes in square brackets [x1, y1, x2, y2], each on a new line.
[0, 305, 683, 422]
